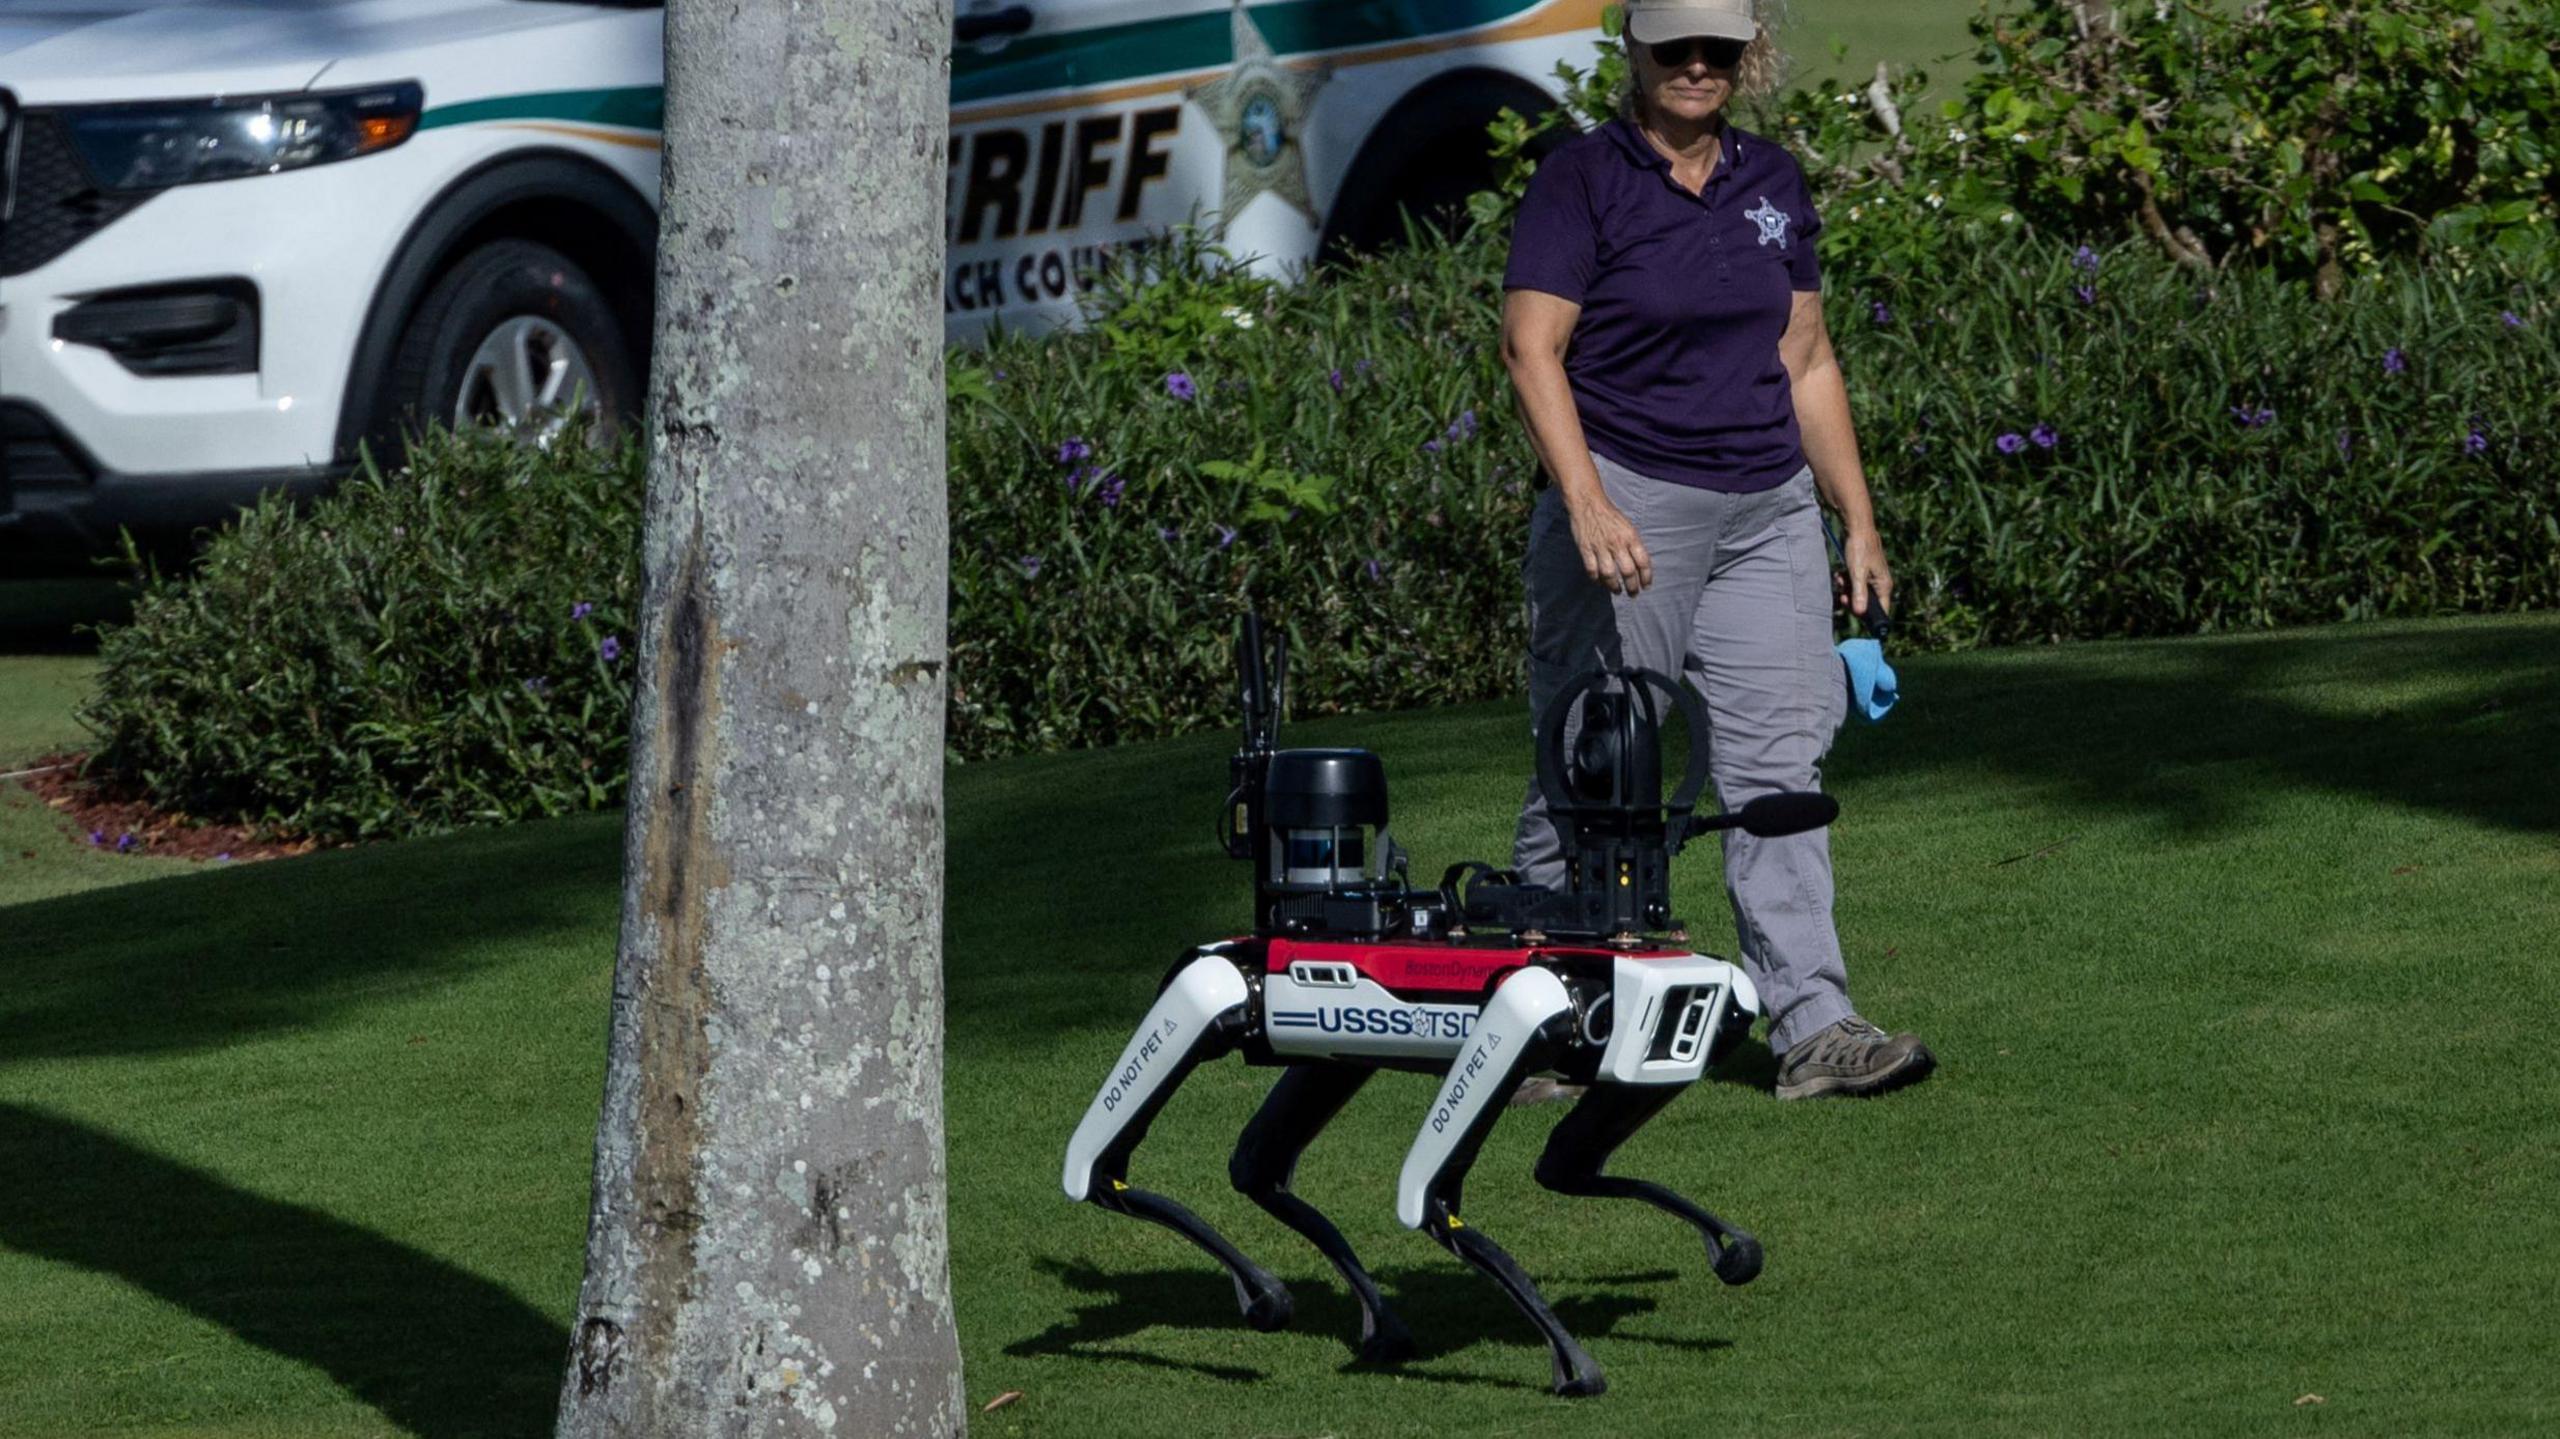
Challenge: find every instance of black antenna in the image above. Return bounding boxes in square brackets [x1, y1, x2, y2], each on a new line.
[1238, 613, 1276, 754]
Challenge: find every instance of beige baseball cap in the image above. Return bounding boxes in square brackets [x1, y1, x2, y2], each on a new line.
[1622, 0, 1758, 44]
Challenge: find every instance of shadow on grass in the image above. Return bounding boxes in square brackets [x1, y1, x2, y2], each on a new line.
[11, 618, 2553, 1061]
[0, 1102, 566, 1439]
[947, 619, 2560, 1037]
[0, 813, 619, 1063]
[0, 576, 134, 654]
[1007, 1255, 1722, 1390]
[1859, 619, 2560, 842]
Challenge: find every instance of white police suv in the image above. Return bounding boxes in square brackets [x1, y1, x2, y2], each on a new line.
[1, 0, 1601, 557]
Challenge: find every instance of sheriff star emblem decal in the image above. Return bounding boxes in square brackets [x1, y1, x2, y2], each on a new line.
[1187, 0, 1331, 225]
[1745, 196, 1790, 249]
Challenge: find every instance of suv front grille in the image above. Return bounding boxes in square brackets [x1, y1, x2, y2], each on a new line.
[1, 108, 156, 277]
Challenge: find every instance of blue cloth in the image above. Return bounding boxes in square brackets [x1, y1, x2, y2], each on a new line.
[1838, 637, 1898, 722]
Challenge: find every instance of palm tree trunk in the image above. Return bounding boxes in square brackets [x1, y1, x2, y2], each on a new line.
[555, 1, 962, 1433]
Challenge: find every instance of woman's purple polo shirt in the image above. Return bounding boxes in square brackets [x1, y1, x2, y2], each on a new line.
[1504, 118, 1824, 493]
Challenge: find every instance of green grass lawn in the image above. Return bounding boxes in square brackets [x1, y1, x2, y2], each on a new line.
[5, 614, 2559, 1437]
[1780, 0, 1983, 94]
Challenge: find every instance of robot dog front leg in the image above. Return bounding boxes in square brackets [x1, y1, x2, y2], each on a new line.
[1063, 951, 1293, 1332]
[1394, 966, 1606, 1397]
[1535, 1084, 1764, 1286]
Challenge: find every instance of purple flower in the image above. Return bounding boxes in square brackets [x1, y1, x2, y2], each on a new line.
[992, 368, 1009, 380]
[2501, 310, 2524, 329]
[1365, 558, 1385, 582]
[1055, 436, 1092, 464]
[1157, 525, 1179, 542]
[1995, 431, 2027, 455]
[1329, 368, 1345, 394]
[1421, 438, 1444, 454]
[2073, 244, 2101, 274]
[2383, 347, 2407, 375]
[1065, 465, 1090, 493]
[1355, 358, 1375, 375]
[2029, 423, 2059, 449]
[2465, 429, 2490, 455]
[2336, 429, 2354, 460]
[215, 852, 233, 863]
[1018, 555, 1043, 578]
[115, 833, 137, 853]
[1447, 409, 1479, 441]
[1098, 474, 1126, 507]
[2231, 404, 2275, 429]
[599, 635, 624, 662]
[86, 830, 103, 846]
[571, 601, 593, 622]
[524, 675, 552, 695]
[1869, 300, 1892, 326]
[1164, 371, 1196, 401]
[1215, 524, 1239, 550]
[2074, 284, 2096, 307]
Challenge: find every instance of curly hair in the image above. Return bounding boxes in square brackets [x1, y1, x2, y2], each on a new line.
[1616, 0, 1791, 120]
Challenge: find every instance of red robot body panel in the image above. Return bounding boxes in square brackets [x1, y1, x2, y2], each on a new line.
[1264, 936, 1696, 999]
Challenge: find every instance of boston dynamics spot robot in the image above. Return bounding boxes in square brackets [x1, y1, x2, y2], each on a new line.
[1061, 617, 1838, 1396]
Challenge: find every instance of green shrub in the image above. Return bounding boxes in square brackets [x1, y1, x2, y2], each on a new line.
[83, 427, 644, 841]
[1941, 0, 2560, 287]
[1487, 1, 2560, 291]
[948, 233, 1532, 757]
[945, 225, 2560, 756]
[86, 231, 2560, 835]
[1831, 239, 2560, 646]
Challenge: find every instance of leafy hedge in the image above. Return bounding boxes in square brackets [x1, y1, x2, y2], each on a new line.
[1486, 0, 2560, 291]
[947, 228, 2559, 758]
[82, 428, 644, 840]
[77, 0, 2560, 839]
[82, 226, 2560, 838]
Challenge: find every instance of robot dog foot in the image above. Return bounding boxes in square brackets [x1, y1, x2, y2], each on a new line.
[1535, 1082, 1764, 1287]
[1232, 1065, 1415, 1362]
[1396, 967, 1605, 1396]
[1064, 951, 1294, 1332]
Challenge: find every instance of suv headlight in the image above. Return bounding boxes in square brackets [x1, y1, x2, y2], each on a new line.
[59, 81, 423, 192]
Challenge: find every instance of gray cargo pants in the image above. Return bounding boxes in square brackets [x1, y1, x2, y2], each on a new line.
[1514, 456, 1854, 1057]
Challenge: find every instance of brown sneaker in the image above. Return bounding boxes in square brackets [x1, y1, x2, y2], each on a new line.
[1772, 1016, 1934, 1100]
[1507, 1077, 1587, 1107]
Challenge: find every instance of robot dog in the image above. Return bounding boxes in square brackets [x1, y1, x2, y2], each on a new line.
[1061, 617, 1836, 1396]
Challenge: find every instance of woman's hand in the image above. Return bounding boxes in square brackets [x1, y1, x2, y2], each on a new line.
[1566, 493, 1653, 595]
[1834, 526, 1894, 619]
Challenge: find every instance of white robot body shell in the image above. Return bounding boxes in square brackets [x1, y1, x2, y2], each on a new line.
[1062, 950, 1251, 1202]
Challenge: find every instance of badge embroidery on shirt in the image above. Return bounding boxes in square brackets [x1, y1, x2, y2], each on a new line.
[1745, 197, 1790, 249]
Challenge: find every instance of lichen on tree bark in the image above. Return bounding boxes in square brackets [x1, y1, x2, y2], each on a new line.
[555, 2, 962, 1435]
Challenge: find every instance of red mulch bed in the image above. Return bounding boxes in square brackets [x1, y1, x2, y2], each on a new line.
[14, 752, 322, 863]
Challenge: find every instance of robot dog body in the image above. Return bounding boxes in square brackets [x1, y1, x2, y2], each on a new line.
[1061, 620, 1830, 1396]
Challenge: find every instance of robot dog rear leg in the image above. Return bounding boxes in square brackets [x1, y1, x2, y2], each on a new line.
[1535, 1082, 1764, 1286]
[1231, 1063, 1416, 1363]
[1395, 967, 1606, 1397]
[1063, 953, 1294, 1332]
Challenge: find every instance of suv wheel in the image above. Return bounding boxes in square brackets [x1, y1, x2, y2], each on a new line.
[381, 239, 638, 451]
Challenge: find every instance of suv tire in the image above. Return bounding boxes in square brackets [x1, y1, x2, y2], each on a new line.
[378, 238, 639, 453]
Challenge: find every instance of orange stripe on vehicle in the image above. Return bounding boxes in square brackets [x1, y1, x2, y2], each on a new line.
[496, 122, 665, 150]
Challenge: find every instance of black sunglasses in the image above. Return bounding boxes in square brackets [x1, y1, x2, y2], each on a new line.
[1646, 36, 1749, 69]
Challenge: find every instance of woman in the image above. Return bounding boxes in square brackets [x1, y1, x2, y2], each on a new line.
[1502, 0, 1931, 1100]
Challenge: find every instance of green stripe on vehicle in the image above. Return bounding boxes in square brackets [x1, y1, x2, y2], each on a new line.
[1245, 0, 1550, 58]
[419, 85, 665, 133]
[952, 0, 1550, 105]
